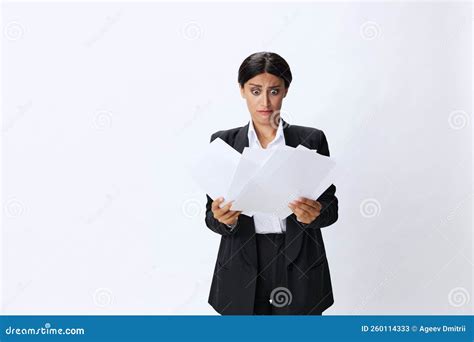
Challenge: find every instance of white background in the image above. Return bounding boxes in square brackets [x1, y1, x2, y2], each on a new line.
[1, 1, 472, 314]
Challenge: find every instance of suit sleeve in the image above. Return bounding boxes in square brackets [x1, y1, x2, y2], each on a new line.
[304, 131, 339, 229]
[204, 133, 240, 236]
[205, 194, 240, 236]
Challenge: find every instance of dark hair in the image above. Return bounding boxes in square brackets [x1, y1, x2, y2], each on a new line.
[238, 52, 292, 89]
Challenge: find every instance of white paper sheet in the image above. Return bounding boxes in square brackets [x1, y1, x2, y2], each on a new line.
[188, 137, 241, 201]
[190, 138, 336, 219]
[226, 146, 291, 201]
[230, 147, 335, 218]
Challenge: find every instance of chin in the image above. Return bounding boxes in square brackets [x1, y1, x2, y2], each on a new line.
[253, 114, 271, 124]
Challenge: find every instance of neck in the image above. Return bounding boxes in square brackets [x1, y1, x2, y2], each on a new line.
[252, 120, 277, 143]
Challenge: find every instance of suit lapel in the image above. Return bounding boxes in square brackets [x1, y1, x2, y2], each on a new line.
[233, 122, 250, 154]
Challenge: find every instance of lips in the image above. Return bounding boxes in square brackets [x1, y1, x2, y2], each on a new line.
[257, 110, 273, 115]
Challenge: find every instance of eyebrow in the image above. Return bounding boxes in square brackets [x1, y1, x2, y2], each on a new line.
[248, 83, 282, 88]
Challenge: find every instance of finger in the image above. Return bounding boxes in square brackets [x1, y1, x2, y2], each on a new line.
[227, 210, 242, 217]
[297, 197, 321, 210]
[215, 205, 234, 222]
[288, 204, 306, 221]
[288, 204, 308, 219]
[220, 212, 240, 225]
[211, 197, 224, 211]
[220, 209, 240, 222]
[292, 201, 319, 216]
[289, 201, 314, 217]
[214, 200, 233, 217]
[287, 203, 298, 216]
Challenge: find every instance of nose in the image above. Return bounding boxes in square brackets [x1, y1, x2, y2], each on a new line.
[261, 92, 270, 107]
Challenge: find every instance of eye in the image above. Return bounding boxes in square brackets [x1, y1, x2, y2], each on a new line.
[251, 89, 261, 95]
[270, 89, 279, 95]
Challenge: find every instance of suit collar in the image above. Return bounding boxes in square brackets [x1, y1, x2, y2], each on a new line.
[248, 117, 285, 148]
[234, 118, 299, 153]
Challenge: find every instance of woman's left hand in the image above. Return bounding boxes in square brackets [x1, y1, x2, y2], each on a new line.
[288, 197, 322, 224]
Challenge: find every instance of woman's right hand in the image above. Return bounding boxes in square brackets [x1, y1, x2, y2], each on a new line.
[212, 197, 242, 225]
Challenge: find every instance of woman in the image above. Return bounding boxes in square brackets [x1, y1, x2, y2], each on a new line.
[205, 52, 338, 315]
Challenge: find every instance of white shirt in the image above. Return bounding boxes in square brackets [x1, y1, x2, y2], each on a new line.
[247, 118, 287, 234]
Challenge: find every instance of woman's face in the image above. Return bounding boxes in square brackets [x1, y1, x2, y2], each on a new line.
[240, 72, 288, 127]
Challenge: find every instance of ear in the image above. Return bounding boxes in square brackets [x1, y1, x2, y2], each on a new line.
[283, 87, 289, 98]
[239, 84, 245, 98]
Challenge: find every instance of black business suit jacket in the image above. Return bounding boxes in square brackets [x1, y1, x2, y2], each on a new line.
[205, 119, 338, 315]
